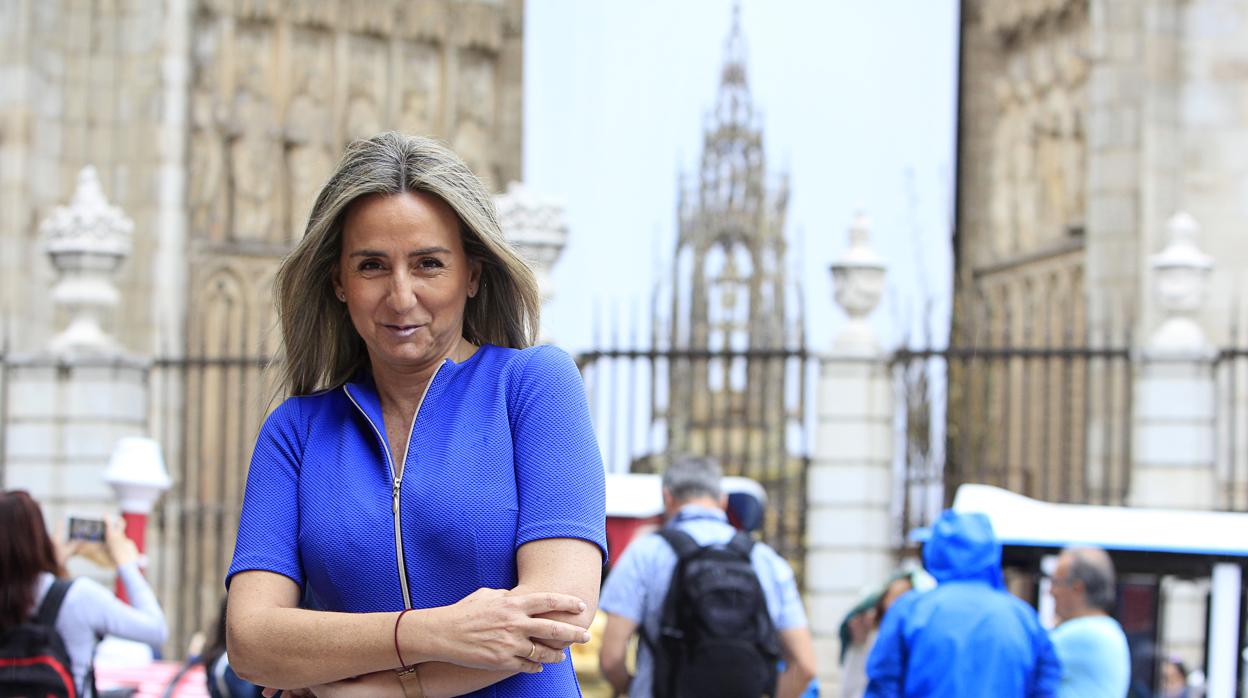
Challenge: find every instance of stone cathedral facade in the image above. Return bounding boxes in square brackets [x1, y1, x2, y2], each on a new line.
[953, 0, 1248, 670]
[2, 0, 522, 357]
[0, 0, 524, 651]
[955, 0, 1248, 350]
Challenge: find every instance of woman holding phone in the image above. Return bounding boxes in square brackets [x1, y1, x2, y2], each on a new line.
[0, 490, 168, 697]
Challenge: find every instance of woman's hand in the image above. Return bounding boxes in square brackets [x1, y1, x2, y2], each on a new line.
[103, 516, 140, 567]
[415, 588, 590, 672]
[62, 517, 136, 570]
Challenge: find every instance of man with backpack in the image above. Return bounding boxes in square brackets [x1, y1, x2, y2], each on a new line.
[598, 456, 816, 698]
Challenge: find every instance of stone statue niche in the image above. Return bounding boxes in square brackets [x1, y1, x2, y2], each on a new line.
[226, 25, 283, 244]
[283, 28, 335, 242]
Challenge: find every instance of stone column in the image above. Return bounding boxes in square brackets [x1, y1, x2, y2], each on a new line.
[2, 167, 150, 563]
[494, 181, 569, 342]
[1131, 212, 1215, 509]
[806, 212, 892, 690]
[1131, 212, 1217, 672]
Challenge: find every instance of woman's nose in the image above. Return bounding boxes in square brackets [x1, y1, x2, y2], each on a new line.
[386, 271, 419, 312]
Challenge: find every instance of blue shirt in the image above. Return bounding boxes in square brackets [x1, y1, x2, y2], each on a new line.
[227, 344, 608, 697]
[1050, 616, 1130, 698]
[598, 504, 808, 698]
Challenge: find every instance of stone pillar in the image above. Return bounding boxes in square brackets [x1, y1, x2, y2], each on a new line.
[807, 212, 892, 690]
[2, 167, 150, 568]
[1132, 212, 1217, 677]
[494, 181, 569, 342]
[1131, 212, 1216, 510]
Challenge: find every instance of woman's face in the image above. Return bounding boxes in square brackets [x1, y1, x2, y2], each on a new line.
[334, 191, 481, 376]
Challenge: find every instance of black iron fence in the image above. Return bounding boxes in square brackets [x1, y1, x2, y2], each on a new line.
[146, 355, 275, 655]
[5, 340, 1247, 653]
[892, 344, 1136, 540]
[576, 346, 813, 578]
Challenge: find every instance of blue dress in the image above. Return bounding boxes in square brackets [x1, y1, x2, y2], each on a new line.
[227, 344, 608, 697]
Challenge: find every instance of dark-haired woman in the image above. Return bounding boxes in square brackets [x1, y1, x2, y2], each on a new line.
[0, 490, 167, 697]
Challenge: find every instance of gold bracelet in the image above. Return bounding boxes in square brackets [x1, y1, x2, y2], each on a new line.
[396, 664, 425, 698]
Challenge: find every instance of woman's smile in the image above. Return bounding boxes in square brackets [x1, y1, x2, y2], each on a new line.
[382, 322, 425, 338]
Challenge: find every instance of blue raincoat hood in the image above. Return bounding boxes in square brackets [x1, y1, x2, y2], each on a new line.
[922, 510, 1005, 589]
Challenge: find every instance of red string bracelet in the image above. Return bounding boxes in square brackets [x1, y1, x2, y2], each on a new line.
[394, 608, 414, 668]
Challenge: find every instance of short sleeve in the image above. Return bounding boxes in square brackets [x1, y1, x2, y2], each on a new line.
[507, 345, 608, 562]
[755, 545, 807, 630]
[225, 397, 306, 588]
[598, 536, 659, 623]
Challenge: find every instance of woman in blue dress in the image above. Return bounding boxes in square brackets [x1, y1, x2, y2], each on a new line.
[225, 132, 607, 698]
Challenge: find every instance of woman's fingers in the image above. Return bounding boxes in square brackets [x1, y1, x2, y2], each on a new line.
[429, 588, 591, 670]
[517, 659, 544, 674]
[510, 591, 587, 616]
[103, 516, 139, 566]
[524, 617, 591, 646]
[526, 642, 567, 665]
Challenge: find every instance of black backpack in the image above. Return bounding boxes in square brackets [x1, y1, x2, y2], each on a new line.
[645, 529, 781, 698]
[0, 578, 77, 698]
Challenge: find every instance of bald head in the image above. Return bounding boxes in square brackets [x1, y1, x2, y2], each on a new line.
[1057, 547, 1117, 615]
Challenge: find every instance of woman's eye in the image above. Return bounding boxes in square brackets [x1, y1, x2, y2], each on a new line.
[358, 259, 383, 271]
[417, 258, 444, 270]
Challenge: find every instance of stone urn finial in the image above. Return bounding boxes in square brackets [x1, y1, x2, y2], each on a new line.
[494, 181, 569, 339]
[830, 211, 887, 353]
[40, 166, 134, 356]
[1149, 211, 1213, 352]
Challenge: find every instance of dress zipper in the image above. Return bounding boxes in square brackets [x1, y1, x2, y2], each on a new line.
[343, 361, 443, 609]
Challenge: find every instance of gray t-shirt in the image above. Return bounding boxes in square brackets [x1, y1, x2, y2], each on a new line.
[32, 563, 167, 697]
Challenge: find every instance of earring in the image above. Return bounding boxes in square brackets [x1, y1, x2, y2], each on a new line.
[336, 291, 345, 301]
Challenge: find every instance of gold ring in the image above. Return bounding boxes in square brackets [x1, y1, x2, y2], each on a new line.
[527, 642, 538, 661]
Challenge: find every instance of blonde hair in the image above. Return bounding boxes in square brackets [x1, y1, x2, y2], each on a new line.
[273, 132, 540, 396]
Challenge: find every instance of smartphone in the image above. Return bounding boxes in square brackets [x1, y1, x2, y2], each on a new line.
[67, 517, 106, 542]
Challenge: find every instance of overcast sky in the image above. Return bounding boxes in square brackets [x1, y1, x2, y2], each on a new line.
[524, 1, 960, 354]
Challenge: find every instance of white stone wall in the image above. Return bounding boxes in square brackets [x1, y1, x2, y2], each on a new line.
[1177, 0, 1248, 347]
[0, 0, 177, 356]
[2, 358, 148, 524]
[1131, 356, 1217, 509]
[1083, 0, 1152, 340]
[1075, 0, 1248, 346]
[807, 356, 894, 691]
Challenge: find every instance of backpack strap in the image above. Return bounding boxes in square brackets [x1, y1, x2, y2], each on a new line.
[657, 527, 702, 560]
[725, 531, 756, 559]
[35, 578, 73, 628]
[650, 528, 705, 698]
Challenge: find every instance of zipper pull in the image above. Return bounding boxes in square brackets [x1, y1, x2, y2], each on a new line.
[392, 478, 401, 514]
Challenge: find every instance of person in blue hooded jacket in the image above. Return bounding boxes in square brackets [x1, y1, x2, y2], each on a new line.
[864, 510, 1061, 698]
